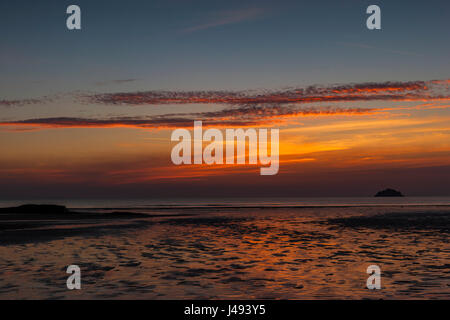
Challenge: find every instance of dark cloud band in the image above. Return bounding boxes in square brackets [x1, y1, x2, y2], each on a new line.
[88, 80, 449, 106]
[0, 106, 377, 130]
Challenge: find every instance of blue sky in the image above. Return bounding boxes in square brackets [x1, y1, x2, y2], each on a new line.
[1, 0, 449, 99]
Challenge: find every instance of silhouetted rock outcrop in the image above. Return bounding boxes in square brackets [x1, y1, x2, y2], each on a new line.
[0, 204, 68, 214]
[374, 188, 404, 197]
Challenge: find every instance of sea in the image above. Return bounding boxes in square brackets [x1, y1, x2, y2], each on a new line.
[0, 197, 449, 299]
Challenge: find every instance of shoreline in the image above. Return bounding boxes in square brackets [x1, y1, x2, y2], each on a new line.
[0, 204, 449, 245]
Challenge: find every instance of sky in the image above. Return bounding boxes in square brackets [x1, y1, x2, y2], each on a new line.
[0, 0, 449, 198]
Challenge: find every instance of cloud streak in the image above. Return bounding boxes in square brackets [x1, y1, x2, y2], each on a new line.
[0, 94, 62, 107]
[181, 7, 266, 33]
[2, 79, 449, 131]
[0, 98, 46, 107]
[0, 106, 379, 130]
[337, 42, 424, 57]
[2, 80, 448, 108]
[88, 80, 449, 107]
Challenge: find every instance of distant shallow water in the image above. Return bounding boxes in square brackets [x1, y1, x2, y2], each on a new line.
[0, 204, 449, 299]
[1, 197, 450, 209]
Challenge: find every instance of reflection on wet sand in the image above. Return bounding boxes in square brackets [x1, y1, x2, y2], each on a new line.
[0, 206, 449, 299]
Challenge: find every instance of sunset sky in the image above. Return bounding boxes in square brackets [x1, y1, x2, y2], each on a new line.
[1, 0, 449, 198]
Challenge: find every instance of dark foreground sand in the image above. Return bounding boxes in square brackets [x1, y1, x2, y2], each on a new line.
[0, 204, 191, 245]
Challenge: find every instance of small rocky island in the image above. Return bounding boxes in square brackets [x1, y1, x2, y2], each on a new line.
[374, 188, 404, 197]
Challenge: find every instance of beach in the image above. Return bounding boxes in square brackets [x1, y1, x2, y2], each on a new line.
[0, 198, 449, 299]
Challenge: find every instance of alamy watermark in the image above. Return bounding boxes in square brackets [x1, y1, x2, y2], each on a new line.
[171, 121, 279, 175]
[66, 265, 81, 290]
[366, 5, 381, 30]
[366, 264, 381, 290]
[66, 5, 81, 30]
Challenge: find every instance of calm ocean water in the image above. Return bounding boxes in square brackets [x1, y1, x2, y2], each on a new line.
[0, 198, 449, 299]
[0, 197, 450, 209]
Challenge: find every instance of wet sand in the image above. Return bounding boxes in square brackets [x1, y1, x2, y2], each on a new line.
[0, 205, 449, 299]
